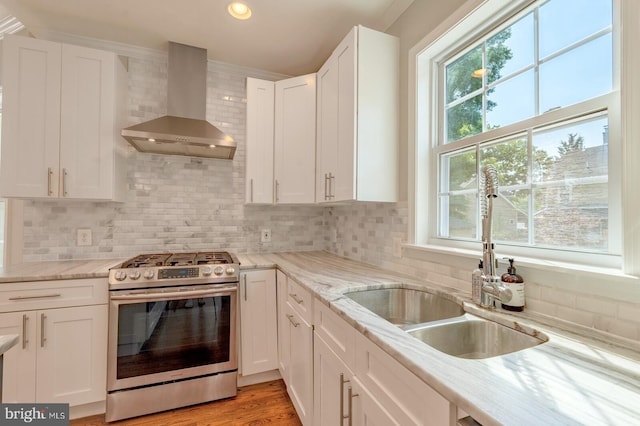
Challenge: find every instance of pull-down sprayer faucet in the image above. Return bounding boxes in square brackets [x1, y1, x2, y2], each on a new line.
[477, 164, 512, 308]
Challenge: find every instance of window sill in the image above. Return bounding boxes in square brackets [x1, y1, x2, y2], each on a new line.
[402, 243, 637, 281]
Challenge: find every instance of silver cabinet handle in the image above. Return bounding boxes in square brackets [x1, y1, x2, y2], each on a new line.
[328, 172, 335, 199]
[47, 167, 54, 196]
[22, 314, 28, 349]
[243, 274, 248, 301]
[9, 293, 61, 301]
[289, 293, 303, 304]
[324, 173, 329, 200]
[250, 178, 254, 203]
[286, 313, 300, 327]
[275, 179, 280, 203]
[340, 373, 350, 423]
[40, 313, 46, 347]
[347, 386, 359, 426]
[62, 168, 68, 197]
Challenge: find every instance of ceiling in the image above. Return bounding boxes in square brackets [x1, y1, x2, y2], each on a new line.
[0, 0, 413, 76]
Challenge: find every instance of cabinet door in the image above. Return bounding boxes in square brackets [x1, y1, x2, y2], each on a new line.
[0, 311, 37, 402]
[333, 27, 357, 202]
[286, 303, 313, 426]
[59, 44, 116, 199]
[316, 53, 339, 203]
[36, 305, 108, 405]
[314, 334, 354, 426]
[274, 74, 316, 204]
[0, 35, 61, 198]
[276, 270, 290, 380]
[239, 270, 278, 376]
[245, 78, 275, 204]
[351, 377, 399, 426]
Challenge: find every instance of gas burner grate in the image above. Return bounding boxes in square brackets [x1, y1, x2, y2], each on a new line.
[119, 251, 234, 268]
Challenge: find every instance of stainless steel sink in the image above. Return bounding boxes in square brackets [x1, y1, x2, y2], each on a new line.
[344, 288, 464, 327]
[408, 314, 547, 359]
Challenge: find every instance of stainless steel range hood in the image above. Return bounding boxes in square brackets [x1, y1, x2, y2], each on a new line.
[121, 42, 236, 159]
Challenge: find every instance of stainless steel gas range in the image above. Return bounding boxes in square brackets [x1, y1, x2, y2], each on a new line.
[106, 251, 240, 422]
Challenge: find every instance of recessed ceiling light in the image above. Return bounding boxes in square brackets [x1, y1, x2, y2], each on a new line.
[228, 2, 252, 20]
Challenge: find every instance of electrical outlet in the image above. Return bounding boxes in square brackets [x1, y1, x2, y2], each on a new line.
[261, 229, 272, 243]
[77, 228, 92, 246]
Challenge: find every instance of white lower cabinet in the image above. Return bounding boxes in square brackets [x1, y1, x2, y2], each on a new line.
[0, 305, 107, 405]
[314, 335, 357, 425]
[0, 279, 108, 408]
[277, 271, 313, 425]
[239, 270, 278, 376]
[313, 298, 454, 426]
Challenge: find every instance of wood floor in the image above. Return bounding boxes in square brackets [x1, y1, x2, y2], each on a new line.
[71, 380, 302, 426]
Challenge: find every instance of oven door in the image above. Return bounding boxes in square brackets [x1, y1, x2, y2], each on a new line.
[107, 283, 237, 392]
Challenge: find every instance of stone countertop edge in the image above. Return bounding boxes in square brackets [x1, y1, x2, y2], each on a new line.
[238, 251, 640, 426]
[0, 334, 19, 355]
[0, 258, 124, 283]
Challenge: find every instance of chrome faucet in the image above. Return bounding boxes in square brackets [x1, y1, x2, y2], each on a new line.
[478, 164, 512, 309]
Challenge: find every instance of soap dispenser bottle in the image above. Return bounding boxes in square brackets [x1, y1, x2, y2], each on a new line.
[501, 258, 525, 311]
[471, 260, 484, 304]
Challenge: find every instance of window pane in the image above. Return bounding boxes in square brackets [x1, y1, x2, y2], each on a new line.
[487, 12, 534, 84]
[532, 115, 609, 251]
[446, 94, 483, 143]
[539, 34, 613, 113]
[440, 149, 477, 191]
[439, 194, 477, 239]
[486, 70, 535, 129]
[480, 137, 528, 186]
[446, 45, 482, 103]
[439, 150, 477, 239]
[493, 189, 530, 244]
[539, 0, 612, 58]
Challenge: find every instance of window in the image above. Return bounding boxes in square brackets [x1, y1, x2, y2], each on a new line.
[413, 0, 621, 268]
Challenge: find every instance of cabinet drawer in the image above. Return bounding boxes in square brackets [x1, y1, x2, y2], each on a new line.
[287, 278, 312, 323]
[0, 279, 108, 312]
[314, 300, 356, 370]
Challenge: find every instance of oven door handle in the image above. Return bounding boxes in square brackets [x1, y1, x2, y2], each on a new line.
[110, 286, 237, 301]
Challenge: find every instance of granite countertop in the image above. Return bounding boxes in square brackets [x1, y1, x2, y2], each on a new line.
[0, 334, 19, 356]
[0, 258, 122, 283]
[238, 251, 640, 426]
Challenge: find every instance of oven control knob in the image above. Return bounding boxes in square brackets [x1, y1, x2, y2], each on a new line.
[202, 266, 213, 276]
[114, 271, 127, 281]
[214, 266, 224, 276]
[225, 267, 236, 275]
[129, 271, 141, 280]
[143, 270, 155, 279]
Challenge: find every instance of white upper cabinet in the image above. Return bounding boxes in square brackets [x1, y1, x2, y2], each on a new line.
[245, 77, 275, 204]
[245, 75, 316, 205]
[274, 74, 316, 204]
[0, 35, 127, 201]
[316, 25, 399, 203]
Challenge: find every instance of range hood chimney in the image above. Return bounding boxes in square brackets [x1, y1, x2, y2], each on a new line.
[121, 42, 236, 159]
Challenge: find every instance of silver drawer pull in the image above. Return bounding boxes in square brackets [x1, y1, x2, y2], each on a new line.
[22, 314, 28, 349]
[286, 314, 300, 327]
[47, 167, 54, 196]
[40, 313, 47, 347]
[9, 293, 61, 301]
[289, 293, 304, 304]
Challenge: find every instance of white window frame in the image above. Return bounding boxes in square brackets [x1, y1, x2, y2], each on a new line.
[408, 0, 640, 276]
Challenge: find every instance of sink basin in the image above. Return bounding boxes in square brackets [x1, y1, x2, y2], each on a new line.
[408, 314, 546, 359]
[344, 288, 464, 327]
